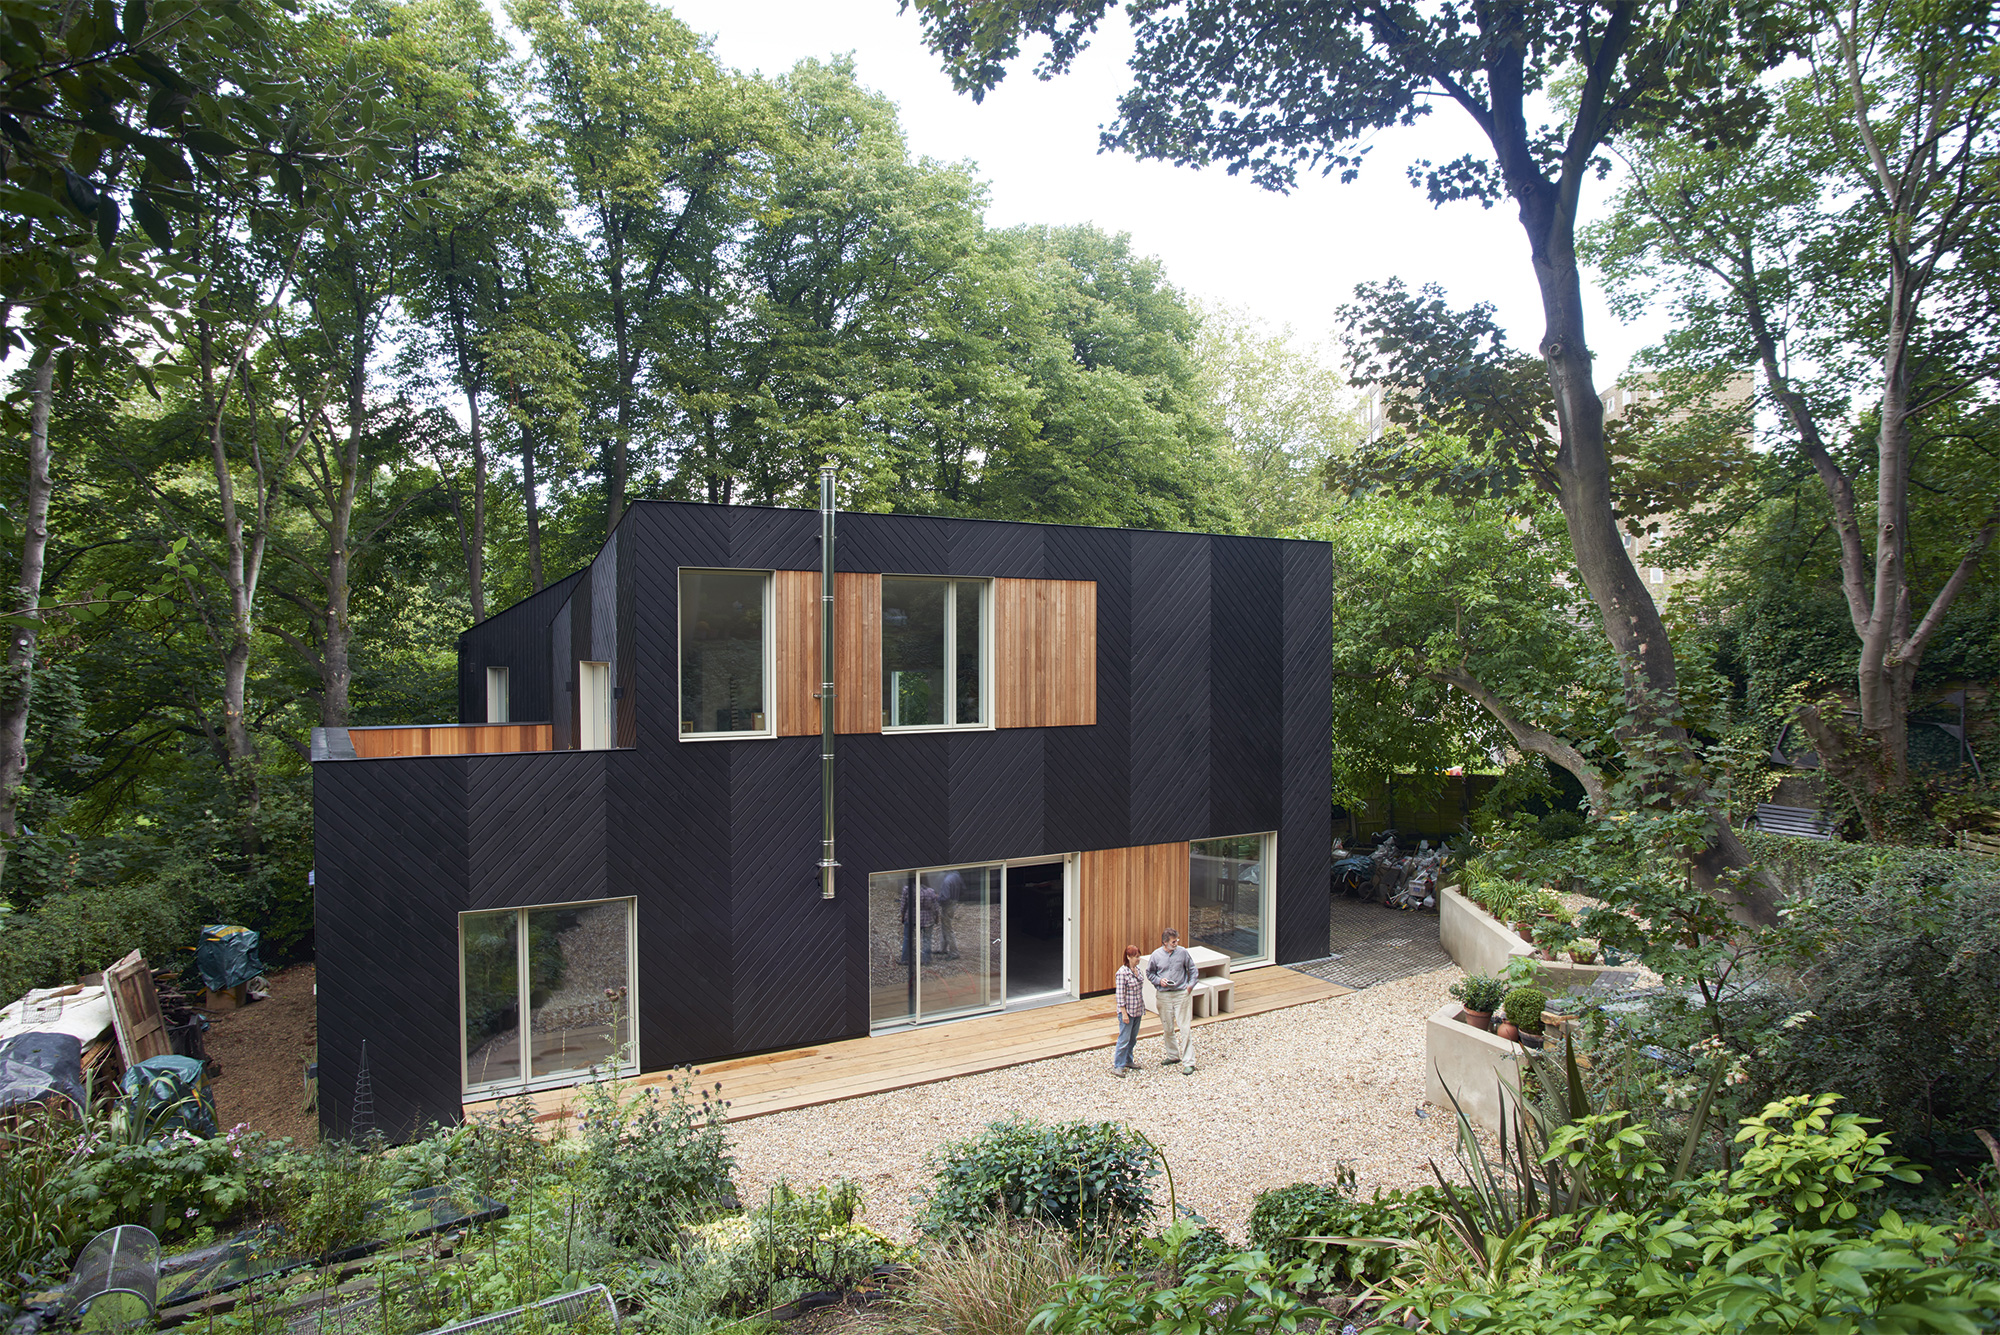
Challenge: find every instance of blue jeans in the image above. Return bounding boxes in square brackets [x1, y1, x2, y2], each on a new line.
[1113, 1012, 1140, 1070]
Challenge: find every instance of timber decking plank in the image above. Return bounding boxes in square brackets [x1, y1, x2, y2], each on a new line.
[463, 966, 1346, 1127]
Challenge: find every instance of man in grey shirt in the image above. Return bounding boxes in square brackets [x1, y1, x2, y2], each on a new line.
[1146, 927, 1197, 1074]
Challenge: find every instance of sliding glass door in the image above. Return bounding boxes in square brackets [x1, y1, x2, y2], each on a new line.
[461, 898, 636, 1094]
[868, 864, 1003, 1027]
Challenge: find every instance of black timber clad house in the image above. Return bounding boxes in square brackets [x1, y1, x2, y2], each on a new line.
[312, 501, 1332, 1139]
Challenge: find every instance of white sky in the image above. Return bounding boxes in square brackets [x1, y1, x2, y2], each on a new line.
[659, 0, 1667, 387]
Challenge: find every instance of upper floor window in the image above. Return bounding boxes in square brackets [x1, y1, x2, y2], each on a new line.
[680, 569, 771, 738]
[883, 577, 986, 729]
[486, 666, 510, 723]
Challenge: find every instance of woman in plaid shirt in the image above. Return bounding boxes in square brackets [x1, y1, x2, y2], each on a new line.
[1112, 945, 1144, 1076]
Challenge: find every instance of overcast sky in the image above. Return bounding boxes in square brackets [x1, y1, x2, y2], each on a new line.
[654, 0, 1667, 388]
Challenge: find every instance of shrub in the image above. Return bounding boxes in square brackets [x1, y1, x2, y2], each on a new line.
[918, 1118, 1159, 1241]
[278, 1138, 390, 1258]
[897, 1223, 1101, 1335]
[1246, 1169, 1445, 1285]
[59, 1123, 285, 1241]
[1391, 1096, 2000, 1335]
[682, 1179, 899, 1317]
[1502, 986, 1546, 1033]
[1033, 1250, 1330, 1334]
[574, 1069, 736, 1246]
[1450, 974, 1507, 1013]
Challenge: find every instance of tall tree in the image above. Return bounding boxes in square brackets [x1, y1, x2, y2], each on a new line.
[1587, 0, 2000, 835]
[906, 0, 1791, 918]
[511, 0, 764, 534]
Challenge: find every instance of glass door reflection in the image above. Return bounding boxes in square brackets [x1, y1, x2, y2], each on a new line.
[869, 863, 1003, 1028]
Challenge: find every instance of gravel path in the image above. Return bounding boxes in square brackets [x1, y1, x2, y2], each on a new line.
[726, 965, 1469, 1243]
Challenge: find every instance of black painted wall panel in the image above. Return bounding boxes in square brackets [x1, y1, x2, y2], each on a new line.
[1129, 532, 1211, 845]
[1208, 537, 1284, 840]
[456, 570, 587, 724]
[320, 501, 1334, 1134]
[315, 756, 468, 1139]
[1277, 540, 1334, 965]
[1043, 524, 1130, 853]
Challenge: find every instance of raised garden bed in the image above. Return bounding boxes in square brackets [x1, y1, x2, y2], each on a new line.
[1438, 885, 1616, 992]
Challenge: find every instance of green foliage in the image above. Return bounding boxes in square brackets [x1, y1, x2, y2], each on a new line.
[918, 1118, 1159, 1242]
[1393, 1097, 2000, 1335]
[1029, 1250, 1330, 1335]
[0, 1106, 84, 1305]
[681, 1180, 899, 1317]
[279, 1139, 393, 1259]
[1449, 974, 1508, 1014]
[60, 1123, 285, 1240]
[1595, 836, 2000, 1167]
[574, 1070, 737, 1247]
[1501, 987, 1546, 1033]
[895, 1223, 1107, 1335]
[1246, 1169, 1445, 1285]
[1734, 1094, 1921, 1225]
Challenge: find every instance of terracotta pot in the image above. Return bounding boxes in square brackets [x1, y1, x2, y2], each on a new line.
[1496, 1020, 1519, 1041]
[1513, 922, 1536, 942]
[1460, 1009, 1493, 1032]
[1568, 950, 1594, 964]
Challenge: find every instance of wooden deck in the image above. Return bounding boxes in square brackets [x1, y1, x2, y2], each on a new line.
[464, 964, 1347, 1129]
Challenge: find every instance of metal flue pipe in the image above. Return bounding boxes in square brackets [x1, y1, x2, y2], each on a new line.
[818, 465, 839, 899]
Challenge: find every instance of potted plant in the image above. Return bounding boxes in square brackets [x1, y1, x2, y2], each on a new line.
[1449, 974, 1506, 1031]
[1477, 876, 1519, 924]
[1567, 936, 1599, 965]
[1499, 985, 1546, 1045]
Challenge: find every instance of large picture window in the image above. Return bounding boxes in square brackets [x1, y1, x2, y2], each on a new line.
[680, 569, 770, 737]
[461, 898, 635, 1094]
[1190, 833, 1273, 964]
[882, 577, 986, 729]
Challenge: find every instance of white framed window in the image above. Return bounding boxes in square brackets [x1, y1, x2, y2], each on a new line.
[459, 897, 636, 1095]
[1648, 567, 1665, 586]
[679, 569, 773, 739]
[1189, 832, 1275, 967]
[578, 661, 612, 750]
[486, 666, 511, 724]
[882, 577, 989, 730]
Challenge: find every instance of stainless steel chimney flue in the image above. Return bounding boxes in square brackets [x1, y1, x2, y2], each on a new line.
[817, 465, 839, 899]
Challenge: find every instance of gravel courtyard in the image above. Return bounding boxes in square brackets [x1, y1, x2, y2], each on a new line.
[725, 963, 1467, 1242]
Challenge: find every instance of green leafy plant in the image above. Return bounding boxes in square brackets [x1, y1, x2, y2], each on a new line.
[574, 1068, 736, 1246]
[1247, 1169, 1445, 1285]
[61, 1122, 283, 1239]
[1450, 974, 1507, 1014]
[1501, 986, 1546, 1034]
[1391, 1096, 2000, 1335]
[681, 1179, 899, 1316]
[1733, 1093, 1921, 1225]
[918, 1118, 1159, 1242]
[1030, 1250, 1330, 1335]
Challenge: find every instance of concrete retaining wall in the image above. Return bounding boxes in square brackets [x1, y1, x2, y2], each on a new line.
[1424, 1001, 1523, 1134]
[1438, 884, 1616, 994]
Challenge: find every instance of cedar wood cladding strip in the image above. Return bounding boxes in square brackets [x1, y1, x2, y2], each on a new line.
[775, 571, 882, 736]
[1076, 841, 1191, 994]
[347, 724, 552, 758]
[994, 578, 1096, 728]
[774, 573, 1093, 735]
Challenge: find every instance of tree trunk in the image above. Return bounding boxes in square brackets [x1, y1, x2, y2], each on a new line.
[524, 428, 543, 591]
[322, 330, 367, 728]
[0, 356, 55, 887]
[466, 386, 487, 622]
[1481, 16, 1778, 924]
[210, 364, 260, 853]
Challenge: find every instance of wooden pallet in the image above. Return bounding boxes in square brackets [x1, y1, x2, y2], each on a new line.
[464, 965, 1347, 1130]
